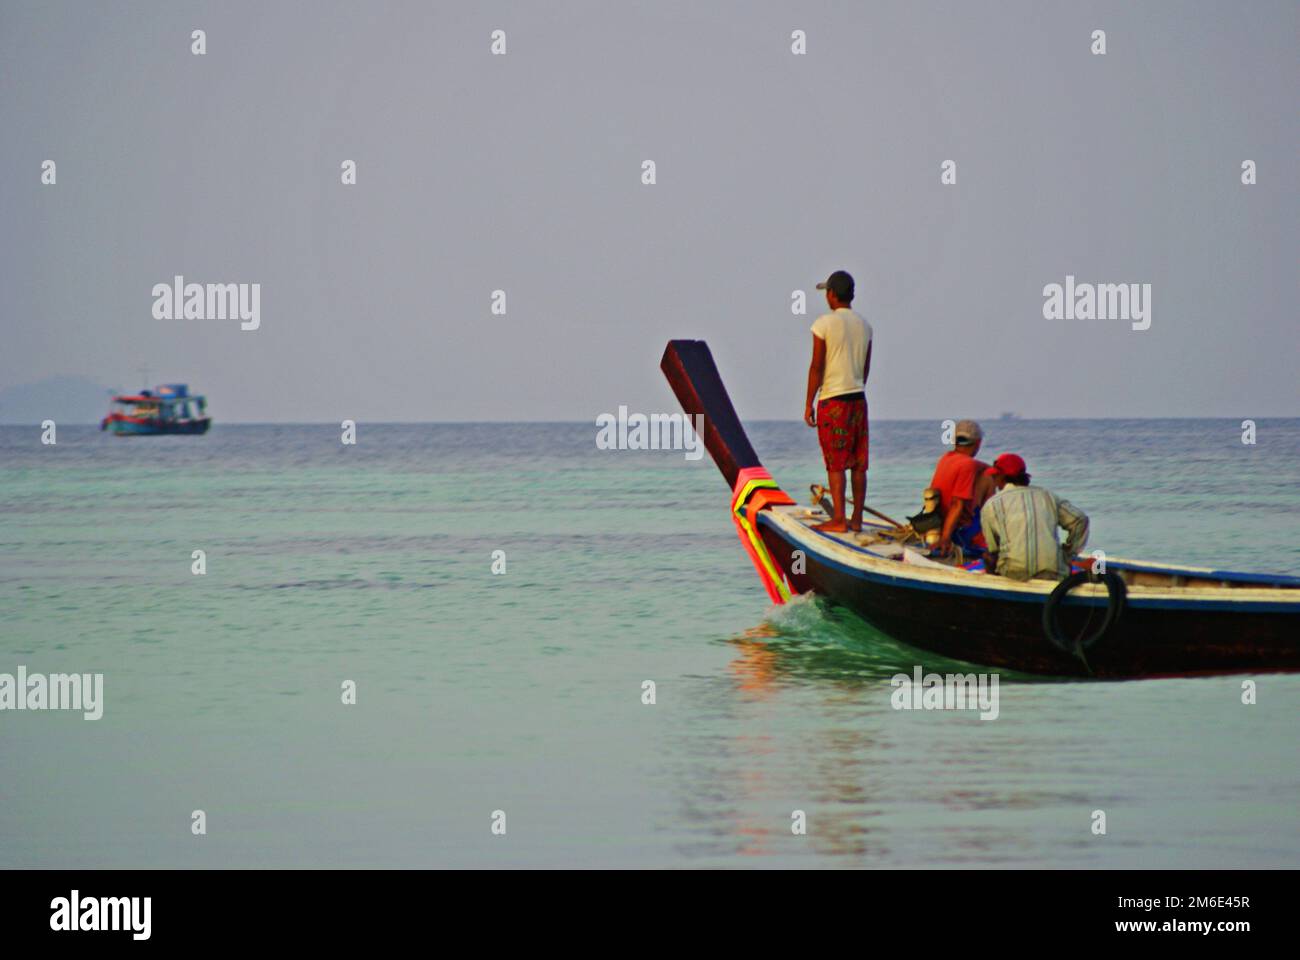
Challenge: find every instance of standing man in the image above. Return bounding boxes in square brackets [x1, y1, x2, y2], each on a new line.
[981, 453, 1090, 581]
[804, 269, 872, 533]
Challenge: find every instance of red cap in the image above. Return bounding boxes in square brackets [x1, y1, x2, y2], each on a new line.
[993, 453, 1027, 477]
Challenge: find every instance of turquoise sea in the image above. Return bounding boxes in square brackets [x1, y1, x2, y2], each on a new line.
[2, 419, 1297, 868]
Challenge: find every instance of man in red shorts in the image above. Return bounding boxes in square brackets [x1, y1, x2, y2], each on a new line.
[804, 270, 873, 532]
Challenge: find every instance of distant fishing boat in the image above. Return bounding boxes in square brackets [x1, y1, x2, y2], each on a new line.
[100, 383, 210, 436]
[661, 340, 1300, 679]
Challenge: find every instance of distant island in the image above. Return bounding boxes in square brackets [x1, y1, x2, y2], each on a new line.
[0, 376, 115, 424]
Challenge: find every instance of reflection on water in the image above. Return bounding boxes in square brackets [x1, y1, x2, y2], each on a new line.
[665, 596, 1280, 867]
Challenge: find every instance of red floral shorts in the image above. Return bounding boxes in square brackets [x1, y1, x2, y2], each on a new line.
[817, 394, 868, 471]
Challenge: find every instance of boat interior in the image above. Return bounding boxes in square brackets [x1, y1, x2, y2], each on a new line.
[772, 502, 1300, 593]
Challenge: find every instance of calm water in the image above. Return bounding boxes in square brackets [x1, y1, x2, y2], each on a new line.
[2, 420, 1298, 868]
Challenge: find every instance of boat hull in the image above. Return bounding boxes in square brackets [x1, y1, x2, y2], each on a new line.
[103, 417, 211, 436]
[757, 513, 1300, 678]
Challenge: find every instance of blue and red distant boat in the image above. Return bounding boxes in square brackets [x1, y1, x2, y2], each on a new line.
[100, 383, 211, 436]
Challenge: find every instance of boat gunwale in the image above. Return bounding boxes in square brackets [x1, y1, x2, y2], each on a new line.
[760, 506, 1300, 610]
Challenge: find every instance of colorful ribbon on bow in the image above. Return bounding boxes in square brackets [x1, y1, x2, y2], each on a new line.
[730, 466, 797, 604]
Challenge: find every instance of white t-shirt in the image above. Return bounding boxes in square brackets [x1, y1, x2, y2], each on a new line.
[810, 308, 872, 401]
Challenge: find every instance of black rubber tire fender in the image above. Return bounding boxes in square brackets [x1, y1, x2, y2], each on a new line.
[1043, 569, 1127, 653]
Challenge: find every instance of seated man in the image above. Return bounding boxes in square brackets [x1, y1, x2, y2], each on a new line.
[929, 419, 995, 557]
[980, 453, 1090, 581]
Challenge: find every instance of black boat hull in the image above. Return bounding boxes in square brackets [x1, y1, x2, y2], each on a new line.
[757, 519, 1300, 679]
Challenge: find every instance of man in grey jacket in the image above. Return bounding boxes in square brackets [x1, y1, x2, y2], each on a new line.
[981, 453, 1089, 581]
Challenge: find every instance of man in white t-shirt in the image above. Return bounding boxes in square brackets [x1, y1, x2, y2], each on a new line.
[804, 270, 873, 532]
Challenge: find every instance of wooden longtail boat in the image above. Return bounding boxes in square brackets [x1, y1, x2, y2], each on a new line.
[661, 339, 1300, 679]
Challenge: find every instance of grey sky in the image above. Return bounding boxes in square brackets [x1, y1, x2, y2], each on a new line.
[2, 0, 1296, 422]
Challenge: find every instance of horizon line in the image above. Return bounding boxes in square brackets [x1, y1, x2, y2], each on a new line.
[2, 415, 1293, 427]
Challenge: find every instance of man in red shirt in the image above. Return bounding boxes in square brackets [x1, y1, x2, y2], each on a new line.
[929, 420, 995, 557]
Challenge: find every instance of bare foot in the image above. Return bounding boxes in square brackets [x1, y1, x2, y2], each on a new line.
[848, 519, 863, 532]
[813, 519, 849, 533]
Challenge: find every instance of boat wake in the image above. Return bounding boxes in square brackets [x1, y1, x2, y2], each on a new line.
[730, 594, 1046, 686]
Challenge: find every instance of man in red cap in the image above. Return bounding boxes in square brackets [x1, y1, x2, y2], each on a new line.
[980, 453, 1090, 581]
